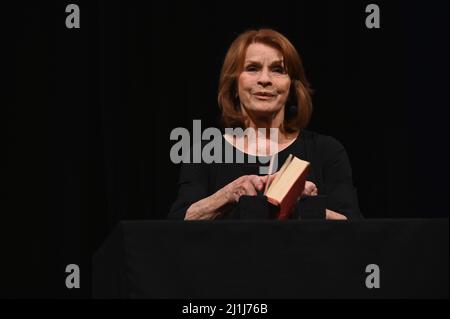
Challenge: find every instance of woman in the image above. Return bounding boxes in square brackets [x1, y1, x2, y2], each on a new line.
[169, 28, 361, 220]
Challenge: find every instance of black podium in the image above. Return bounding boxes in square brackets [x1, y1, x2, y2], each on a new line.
[92, 219, 448, 299]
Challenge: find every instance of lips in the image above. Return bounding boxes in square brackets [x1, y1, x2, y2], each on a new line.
[253, 92, 276, 100]
[254, 91, 276, 96]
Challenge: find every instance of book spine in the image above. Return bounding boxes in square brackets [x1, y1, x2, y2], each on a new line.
[277, 169, 308, 219]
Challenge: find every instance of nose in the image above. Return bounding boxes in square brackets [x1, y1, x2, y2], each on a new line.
[257, 68, 272, 88]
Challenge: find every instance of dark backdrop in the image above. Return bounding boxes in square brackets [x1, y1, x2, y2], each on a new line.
[7, 0, 448, 298]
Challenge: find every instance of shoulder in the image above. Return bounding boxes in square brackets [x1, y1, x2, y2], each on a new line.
[300, 130, 355, 181]
[301, 130, 347, 156]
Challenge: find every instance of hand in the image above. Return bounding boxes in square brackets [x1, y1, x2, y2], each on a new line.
[185, 175, 268, 220]
[219, 175, 266, 204]
[325, 209, 348, 220]
[302, 181, 318, 196]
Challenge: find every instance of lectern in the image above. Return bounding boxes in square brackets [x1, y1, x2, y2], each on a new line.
[92, 219, 448, 299]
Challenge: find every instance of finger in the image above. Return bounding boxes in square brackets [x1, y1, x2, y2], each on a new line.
[304, 181, 314, 192]
[269, 172, 279, 183]
[242, 182, 258, 196]
[307, 181, 317, 189]
[306, 181, 319, 195]
[302, 185, 313, 196]
[231, 189, 243, 202]
[262, 173, 277, 187]
[251, 176, 264, 191]
[260, 175, 268, 184]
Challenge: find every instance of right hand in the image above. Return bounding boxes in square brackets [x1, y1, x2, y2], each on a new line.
[185, 175, 267, 220]
[218, 175, 266, 204]
[217, 175, 318, 204]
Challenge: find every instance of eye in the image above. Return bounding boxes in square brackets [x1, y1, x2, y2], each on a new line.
[245, 64, 259, 72]
[272, 66, 286, 74]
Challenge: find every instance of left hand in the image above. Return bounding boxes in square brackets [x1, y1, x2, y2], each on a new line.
[302, 181, 318, 196]
[325, 209, 348, 220]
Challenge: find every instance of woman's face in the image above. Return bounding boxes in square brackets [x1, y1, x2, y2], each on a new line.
[238, 43, 291, 117]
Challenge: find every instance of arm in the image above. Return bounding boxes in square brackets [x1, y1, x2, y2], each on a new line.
[322, 137, 362, 219]
[168, 162, 267, 220]
[184, 188, 233, 220]
[185, 175, 266, 220]
[302, 179, 349, 220]
[168, 162, 209, 220]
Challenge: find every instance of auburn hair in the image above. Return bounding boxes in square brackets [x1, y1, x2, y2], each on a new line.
[218, 28, 313, 133]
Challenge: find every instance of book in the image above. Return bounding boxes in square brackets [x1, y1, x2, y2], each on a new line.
[264, 154, 310, 219]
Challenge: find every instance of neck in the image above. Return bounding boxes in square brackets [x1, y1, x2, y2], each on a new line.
[228, 106, 298, 157]
[241, 106, 297, 142]
[243, 107, 283, 130]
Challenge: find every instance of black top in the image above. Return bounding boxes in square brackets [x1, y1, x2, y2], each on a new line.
[168, 130, 362, 219]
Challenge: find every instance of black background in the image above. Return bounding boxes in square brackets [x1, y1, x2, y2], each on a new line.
[7, 0, 448, 298]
